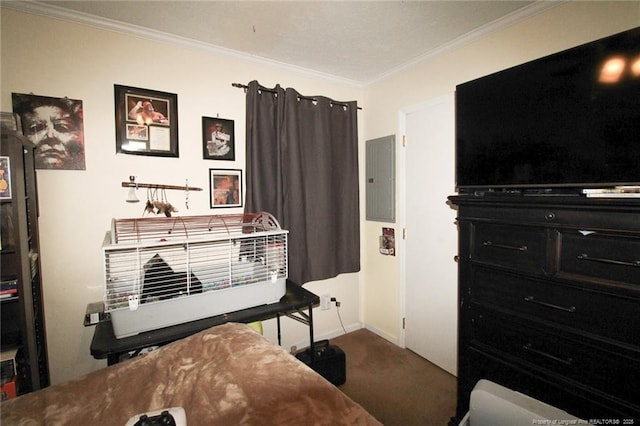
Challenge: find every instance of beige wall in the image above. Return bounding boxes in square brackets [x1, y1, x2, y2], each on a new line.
[1, 7, 365, 385]
[361, 2, 639, 342]
[2, 2, 638, 386]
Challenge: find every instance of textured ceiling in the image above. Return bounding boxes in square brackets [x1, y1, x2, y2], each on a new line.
[11, 1, 542, 85]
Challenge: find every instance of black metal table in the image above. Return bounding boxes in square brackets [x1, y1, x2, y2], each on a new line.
[90, 280, 319, 365]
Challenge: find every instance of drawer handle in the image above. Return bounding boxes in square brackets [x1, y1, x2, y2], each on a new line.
[482, 241, 528, 252]
[577, 253, 640, 268]
[524, 296, 576, 313]
[523, 343, 573, 365]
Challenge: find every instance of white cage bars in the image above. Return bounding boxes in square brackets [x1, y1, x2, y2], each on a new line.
[102, 212, 288, 338]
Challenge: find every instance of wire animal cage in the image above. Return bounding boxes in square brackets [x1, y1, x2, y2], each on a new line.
[102, 212, 288, 338]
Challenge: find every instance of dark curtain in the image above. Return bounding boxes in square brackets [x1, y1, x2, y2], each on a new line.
[244, 80, 360, 285]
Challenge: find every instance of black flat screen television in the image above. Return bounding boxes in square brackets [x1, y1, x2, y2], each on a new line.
[455, 26, 640, 194]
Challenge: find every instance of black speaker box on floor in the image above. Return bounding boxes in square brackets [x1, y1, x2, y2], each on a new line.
[295, 340, 346, 386]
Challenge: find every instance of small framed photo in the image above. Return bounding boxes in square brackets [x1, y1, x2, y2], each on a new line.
[0, 156, 11, 200]
[209, 169, 242, 208]
[114, 85, 178, 157]
[202, 117, 234, 160]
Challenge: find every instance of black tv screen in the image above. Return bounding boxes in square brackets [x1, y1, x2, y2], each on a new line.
[456, 26, 640, 193]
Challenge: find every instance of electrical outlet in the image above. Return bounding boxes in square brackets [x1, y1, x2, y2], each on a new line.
[321, 294, 331, 310]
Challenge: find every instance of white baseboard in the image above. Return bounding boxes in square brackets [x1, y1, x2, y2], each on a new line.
[316, 322, 363, 341]
[289, 321, 401, 353]
[362, 323, 401, 346]
[289, 321, 362, 352]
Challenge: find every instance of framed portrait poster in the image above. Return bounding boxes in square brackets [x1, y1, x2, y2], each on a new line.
[12, 93, 86, 170]
[0, 156, 11, 200]
[209, 169, 242, 208]
[114, 85, 178, 157]
[202, 117, 234, 160]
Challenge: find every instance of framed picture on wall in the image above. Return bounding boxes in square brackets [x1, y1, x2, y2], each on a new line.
[0, 156, 11, 200]
[202, 117, 235, 160]
[12, 93, 86, 170]
[209, 168, 242, 208]
[114, 85, 178, 157]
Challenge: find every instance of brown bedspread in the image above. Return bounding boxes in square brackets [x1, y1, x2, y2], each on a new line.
[1, 323, 381, 425]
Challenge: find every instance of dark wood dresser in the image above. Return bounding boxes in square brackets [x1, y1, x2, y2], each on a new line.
[448, 195, 639, 423]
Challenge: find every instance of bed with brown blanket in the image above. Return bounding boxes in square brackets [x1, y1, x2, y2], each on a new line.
[1, 323, 380, 425]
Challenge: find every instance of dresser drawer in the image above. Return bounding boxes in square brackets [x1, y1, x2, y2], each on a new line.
[470, 306, 640, 405]
[471, 223, 548, 273]
[559, 230, 640, 287]
[470, 268, 640, 347]
[455, 199, 640, 231]
[463, 346, 640, 421]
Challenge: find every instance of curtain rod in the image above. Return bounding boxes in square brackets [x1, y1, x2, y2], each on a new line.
[232, 83, 362, 110]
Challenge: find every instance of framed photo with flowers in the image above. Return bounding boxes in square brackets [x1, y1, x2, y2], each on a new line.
[209, 168, 242, 208]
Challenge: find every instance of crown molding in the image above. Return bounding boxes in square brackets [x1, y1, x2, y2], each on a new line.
[1, 1, 365, 88]
[3, 1, 562, 89]
[365, 1, 564, 86]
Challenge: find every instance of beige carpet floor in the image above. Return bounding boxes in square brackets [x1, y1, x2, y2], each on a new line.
[330, 328, 457, 426]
